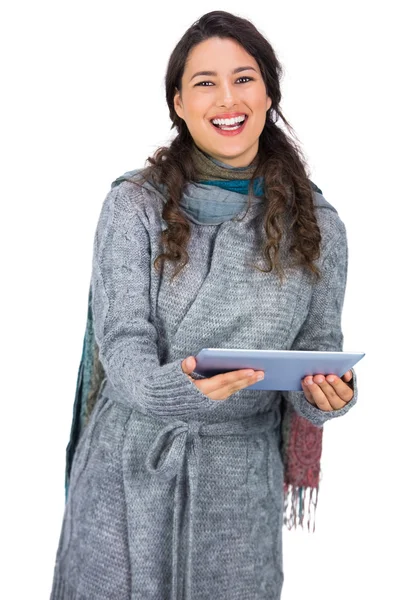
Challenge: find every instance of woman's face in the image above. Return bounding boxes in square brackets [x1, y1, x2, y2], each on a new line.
[174, 37, 272, 168]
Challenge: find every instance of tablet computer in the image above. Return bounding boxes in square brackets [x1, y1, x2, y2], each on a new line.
[193, 348, 365, 391]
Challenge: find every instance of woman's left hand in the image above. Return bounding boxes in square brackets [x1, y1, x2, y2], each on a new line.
[301, 370, 354, 411]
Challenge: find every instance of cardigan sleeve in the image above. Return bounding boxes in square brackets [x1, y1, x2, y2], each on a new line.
[90, 184, 220, 418]
[282, 218, 358, 427]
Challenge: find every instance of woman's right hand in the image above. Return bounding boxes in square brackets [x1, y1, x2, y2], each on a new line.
[181, 356, 265, 401]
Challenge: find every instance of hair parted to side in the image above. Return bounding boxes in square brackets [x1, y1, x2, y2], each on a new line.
[132, 10, 322, 282]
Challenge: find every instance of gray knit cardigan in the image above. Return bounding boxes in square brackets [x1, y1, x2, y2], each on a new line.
[50, 176, 357, 600]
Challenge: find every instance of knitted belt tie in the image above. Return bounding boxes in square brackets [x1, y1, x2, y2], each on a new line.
[145, 410, 279, 600]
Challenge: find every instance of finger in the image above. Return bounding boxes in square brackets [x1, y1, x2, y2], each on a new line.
[341, 370, 353, 384]
[312, 375, 347, 410]
[325, 374, 354, 403]
[301, 379, 317, 405]
[197, 369, 264, 400]
[205, 369, 260, 395]
[303, 376, 334, 411]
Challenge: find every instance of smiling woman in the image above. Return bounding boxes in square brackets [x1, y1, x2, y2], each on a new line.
[49, 9, 358, 600]
[173, 37, 272, 164]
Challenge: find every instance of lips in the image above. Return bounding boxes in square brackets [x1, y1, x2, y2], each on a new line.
[209, 115, 249, 136]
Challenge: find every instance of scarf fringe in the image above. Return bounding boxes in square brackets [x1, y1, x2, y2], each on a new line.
[283, 483, 319, 533]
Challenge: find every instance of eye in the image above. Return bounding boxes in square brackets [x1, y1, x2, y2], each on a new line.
[237, 76, 253, 84]
[195, 76, 254, 87]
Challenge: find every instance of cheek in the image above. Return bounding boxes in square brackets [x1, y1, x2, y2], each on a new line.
[252, 101, 268, 129]
[253, 96, 269, 113]
[247, 86, 269, 112]
[186, 95, 208, 117]
[187, 105, 212, 133]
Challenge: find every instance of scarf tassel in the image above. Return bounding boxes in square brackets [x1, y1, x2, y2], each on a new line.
[283, 483, 319, 533]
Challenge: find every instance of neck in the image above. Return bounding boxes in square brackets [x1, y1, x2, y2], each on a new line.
[191, 144, 259, 182]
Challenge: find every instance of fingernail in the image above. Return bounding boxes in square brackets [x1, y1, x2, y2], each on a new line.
[256, 373, 264, 381]
[327, 375, 335, 383]
[245, 370, 255, 376]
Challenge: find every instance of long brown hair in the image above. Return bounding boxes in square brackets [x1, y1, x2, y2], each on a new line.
[134, 10, 321, 281]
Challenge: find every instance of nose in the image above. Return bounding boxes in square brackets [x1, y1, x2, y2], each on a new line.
[216, 80, 239, 108]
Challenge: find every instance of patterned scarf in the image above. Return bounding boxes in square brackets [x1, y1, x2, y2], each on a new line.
[65, 144, 324, 533]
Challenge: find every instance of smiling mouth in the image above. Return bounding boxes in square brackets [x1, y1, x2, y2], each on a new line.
[210, 115, 248, 129]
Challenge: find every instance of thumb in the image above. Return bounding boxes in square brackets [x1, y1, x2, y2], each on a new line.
[182, 355, 196, 374]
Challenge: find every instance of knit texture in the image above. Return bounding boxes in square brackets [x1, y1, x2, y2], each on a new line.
[51, 172, 358, 600]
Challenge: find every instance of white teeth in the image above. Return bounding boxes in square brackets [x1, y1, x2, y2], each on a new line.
[211, 115, 246, 126]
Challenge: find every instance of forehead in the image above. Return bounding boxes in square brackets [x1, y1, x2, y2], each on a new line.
[184, 37, 259, 76]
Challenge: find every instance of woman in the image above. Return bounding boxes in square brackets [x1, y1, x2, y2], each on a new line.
[50, 10, 357, 600]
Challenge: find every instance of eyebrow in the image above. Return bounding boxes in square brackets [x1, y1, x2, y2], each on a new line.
[189, 66, 257, 82]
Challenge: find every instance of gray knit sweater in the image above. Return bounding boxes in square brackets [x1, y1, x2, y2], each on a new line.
[50, 177, 357, 600]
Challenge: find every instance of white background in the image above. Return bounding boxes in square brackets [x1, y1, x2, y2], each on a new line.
[1, 1, 399, 598]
